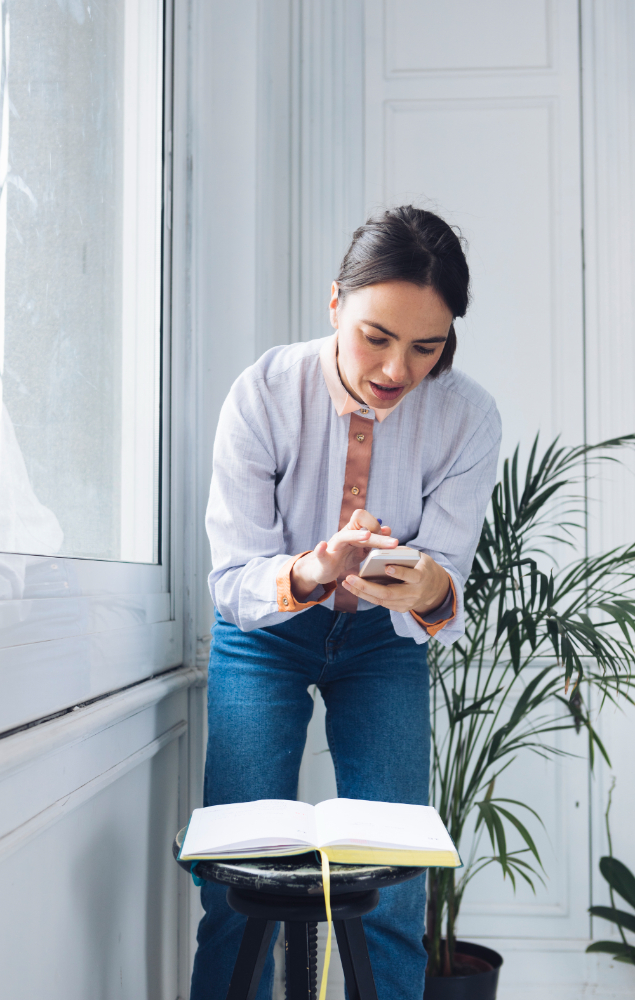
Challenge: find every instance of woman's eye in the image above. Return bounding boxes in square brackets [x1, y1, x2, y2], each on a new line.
[365, 336, 386, 346]
[414, 345, 436, 356]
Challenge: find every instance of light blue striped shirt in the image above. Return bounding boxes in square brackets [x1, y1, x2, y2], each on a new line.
[206, 335, 501, 645]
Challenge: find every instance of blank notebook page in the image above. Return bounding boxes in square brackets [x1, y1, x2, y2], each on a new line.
[183, 799, 317, 854]
[315, 799, 455, 851]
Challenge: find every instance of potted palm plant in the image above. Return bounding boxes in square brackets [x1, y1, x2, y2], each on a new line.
[423, 434, 635, 998]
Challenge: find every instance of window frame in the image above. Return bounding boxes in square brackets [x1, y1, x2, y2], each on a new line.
[0, 0, 183, 735]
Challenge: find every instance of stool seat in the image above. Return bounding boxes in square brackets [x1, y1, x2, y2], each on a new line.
[173, 827, 424, 895]
[226, 886, 380, 923]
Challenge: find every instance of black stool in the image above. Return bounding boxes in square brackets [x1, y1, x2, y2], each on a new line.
[173, 827, 425, 1000]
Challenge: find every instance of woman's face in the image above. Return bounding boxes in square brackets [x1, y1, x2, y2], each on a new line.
[329, 280, 453, 409]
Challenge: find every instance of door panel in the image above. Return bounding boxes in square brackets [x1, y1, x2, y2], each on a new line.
[366, 0, 584, 467]
[385, 0, 551, 74]
[365, 0, 587, 959]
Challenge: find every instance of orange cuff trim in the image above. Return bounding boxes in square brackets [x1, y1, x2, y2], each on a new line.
[276, 552, 337, 612]
[409, 574, 457, 637]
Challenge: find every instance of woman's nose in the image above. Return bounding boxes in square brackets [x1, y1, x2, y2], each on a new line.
[382, 354, 408, 383]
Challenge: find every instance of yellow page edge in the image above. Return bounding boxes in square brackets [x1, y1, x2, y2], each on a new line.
[181, 846, 461, 867]
[323, 847, 461, 867]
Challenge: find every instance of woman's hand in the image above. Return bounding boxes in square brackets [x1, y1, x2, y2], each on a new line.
[290, 509, 397, 602]
[341, 552, 450, 617]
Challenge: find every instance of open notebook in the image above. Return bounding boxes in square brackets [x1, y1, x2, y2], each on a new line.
[179, 797, 461, 868]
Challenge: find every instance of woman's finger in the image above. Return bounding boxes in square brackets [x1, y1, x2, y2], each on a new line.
[329, 528, 398, 552]
[345, 574, 415, 602]
[341, 580, 384, 607]
[350, 531, 398, 550]
[328, 528, 371, 551]
[343, 575, 399, 598]
[384, 564, 420, 583]
[348, 508, 383, 534]
[342, 577, 412, 611]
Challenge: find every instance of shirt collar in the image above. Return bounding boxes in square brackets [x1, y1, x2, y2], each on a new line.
[318, 333, 404, 423]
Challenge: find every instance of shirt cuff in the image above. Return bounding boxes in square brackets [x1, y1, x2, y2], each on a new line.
[409, 575, 457, 637]
[276, 552, 337, 612]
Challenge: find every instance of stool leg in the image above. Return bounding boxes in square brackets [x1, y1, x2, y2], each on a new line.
[226, 917, 276, 1000]
[333, 918, 378, 1000]
[285, 921, 318, 1000]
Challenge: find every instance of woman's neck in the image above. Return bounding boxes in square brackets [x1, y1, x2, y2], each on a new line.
[335, 344, 366, 405]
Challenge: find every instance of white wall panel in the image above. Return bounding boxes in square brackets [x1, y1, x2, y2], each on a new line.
[358, 1, 634, 995]
[581, 3, 635, 989]
[0, 669, 206, 1000]
[459, 706, 589, 938]
[384, 98, 561, 461]
[367, 0, 584, 467]
[1, 755, 179, 1000]
[291, 0, 366, 344]
[385, 0, 551, 74]
[288, 3, 635, 993]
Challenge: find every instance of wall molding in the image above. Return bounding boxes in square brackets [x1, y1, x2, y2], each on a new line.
[580, 0, 635, 554]
[0, 719, 187, 864]
[0, 665, 204, 780]
[382, 0, 555, 79]
[285, 0, 365, 344]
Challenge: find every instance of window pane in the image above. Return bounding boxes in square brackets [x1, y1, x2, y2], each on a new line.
[0, 0, 162, 563]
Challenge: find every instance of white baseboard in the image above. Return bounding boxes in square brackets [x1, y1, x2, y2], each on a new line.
[468, 937, 634, 999]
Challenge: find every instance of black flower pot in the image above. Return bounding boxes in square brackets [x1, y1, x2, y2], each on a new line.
[424, 940, 503, 999]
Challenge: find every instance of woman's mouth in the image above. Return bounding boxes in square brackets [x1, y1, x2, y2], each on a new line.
[369, 381, 405, 401]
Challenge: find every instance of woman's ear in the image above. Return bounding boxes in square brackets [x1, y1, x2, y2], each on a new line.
[329, 281, 340, 329]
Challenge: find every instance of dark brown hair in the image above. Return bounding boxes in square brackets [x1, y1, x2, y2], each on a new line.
[336, 205, 470, 379]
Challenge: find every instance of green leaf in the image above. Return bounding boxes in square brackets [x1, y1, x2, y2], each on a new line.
[453, 687, 503, 723]
[589, 906, 635, 934]
[507, 665, 555, 731]
[492, 805, 543, 867]
[523, 434, 539, 496]
[490, 807, 508, 870]
[599, 857, 635, 909]
[511, 446, 520, 517]
[489, 798, 545, 827]
[586, 941, 635, 963]
[475, 801, 497, 851]
[586, 723, 612, 769]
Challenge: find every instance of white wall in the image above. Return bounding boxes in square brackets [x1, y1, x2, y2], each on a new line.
[0, 671, 205, 1000]
[279, 3, 635, 998]
[0, 2, 210, 997]
[582, 0, 635, 992]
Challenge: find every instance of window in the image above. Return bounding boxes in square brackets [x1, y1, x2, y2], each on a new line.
[0, 0, 163, 563]
[0, 0, 179, 735]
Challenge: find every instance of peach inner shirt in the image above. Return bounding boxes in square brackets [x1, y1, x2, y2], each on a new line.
[275, 334, 456, 637]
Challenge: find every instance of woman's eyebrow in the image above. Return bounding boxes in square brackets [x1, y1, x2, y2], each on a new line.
[364, 321, 448, 344]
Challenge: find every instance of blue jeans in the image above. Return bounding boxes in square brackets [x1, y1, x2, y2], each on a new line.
[190, 604, 430, 1000]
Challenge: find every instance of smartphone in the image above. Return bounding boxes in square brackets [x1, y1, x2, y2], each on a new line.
[358, 546, 420, 584]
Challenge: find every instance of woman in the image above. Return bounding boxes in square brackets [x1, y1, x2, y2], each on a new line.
[191, 206, 501, 1000]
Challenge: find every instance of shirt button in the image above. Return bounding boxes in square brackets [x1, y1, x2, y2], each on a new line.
[282, 597, 289, 606]
[360, 408, 369, 415]
[356, 433, 365, 442]
[351, 486, 360, 495]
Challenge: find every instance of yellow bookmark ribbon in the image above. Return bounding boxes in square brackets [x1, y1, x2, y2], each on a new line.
[318, 850, 332, 1000]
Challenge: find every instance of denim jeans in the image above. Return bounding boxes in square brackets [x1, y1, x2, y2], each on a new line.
[190, 604, 430, 1000]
